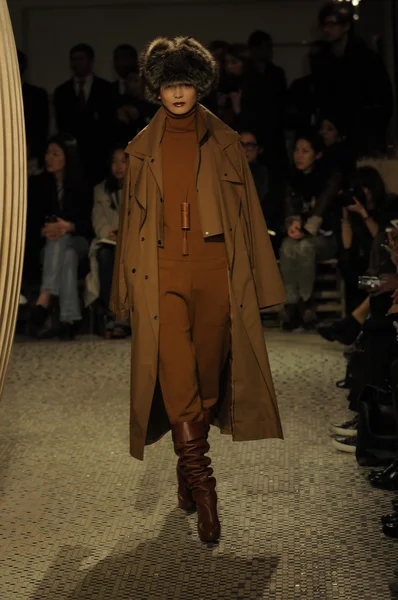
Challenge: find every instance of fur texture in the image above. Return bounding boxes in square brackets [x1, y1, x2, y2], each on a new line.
[140, 36, 217, 103]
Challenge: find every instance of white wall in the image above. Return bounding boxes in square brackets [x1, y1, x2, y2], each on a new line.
[9, 0, 326, 92]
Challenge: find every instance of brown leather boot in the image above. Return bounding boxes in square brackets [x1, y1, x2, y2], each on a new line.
[175, 412, 212, 513]
[172, 420, 220, 543]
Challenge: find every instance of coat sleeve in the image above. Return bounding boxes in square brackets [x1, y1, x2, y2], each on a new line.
[239, 147, 286, 309]
[109, 158, 132, 320]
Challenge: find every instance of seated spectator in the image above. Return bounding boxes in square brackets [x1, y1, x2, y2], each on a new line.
[279, 129, 342, 329]
[319, 113, 356, 184]
[85, 145, 129, 339]
[27, 134, 92, 340]
[318, 189, 398, 343]
[240, 129, 282, 253]
[112, 69, 157, 145]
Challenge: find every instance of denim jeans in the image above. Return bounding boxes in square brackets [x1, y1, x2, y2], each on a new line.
[41, 234, 89, 321]
[279, 234, 338, 304]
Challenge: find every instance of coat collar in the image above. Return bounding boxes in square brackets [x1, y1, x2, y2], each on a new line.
[125, 104, 241, 159]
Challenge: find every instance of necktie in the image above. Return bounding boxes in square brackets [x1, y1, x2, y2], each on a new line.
[77, 78, 86, 109]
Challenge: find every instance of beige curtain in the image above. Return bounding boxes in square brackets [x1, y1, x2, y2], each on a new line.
[0, 0, 27, 399]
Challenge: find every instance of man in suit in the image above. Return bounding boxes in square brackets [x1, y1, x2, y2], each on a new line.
[18, 50, 49, 170]
[54, 43, 113, 183]
[112, 44, 138, 99]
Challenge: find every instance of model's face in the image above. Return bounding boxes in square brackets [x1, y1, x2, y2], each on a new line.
[322, 17, 350, 44]
[320, 119, 341, 147]
[70, 51, 93, 78]
[240, 132, 260, 164]
[294, 139, 319, 172]
[45, 143, 66, 175]
[160, 84, 197, 115]
[111, 149, 127, 180]
[225, 54, 244, 77]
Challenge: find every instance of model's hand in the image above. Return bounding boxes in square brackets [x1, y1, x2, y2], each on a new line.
[287, 221, 305, 240]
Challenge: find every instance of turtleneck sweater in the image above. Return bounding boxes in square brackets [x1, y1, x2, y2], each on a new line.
[160, 105, 225, 259]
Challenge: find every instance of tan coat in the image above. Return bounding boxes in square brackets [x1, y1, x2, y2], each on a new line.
[110, 104, 286, 460]
[85, 181, 120, 307]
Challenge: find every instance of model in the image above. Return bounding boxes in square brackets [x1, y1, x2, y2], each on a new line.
[110, 36, 285, 543]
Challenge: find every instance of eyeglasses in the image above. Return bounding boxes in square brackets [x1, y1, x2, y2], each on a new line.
[240, 142, 258, 150]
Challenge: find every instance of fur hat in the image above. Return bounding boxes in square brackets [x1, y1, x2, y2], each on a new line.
[140, 36, 217, 104]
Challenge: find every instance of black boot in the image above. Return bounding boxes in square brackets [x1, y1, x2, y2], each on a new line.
[368, 459, 398, 490]
[27, 305, 50, 337]
[58, 322, 78, 341]
[317, 315, 361, 345]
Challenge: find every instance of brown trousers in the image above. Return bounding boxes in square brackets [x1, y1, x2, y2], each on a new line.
[158, 232, 231, 424]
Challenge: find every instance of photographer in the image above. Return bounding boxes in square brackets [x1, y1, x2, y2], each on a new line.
[279, 129, 341, 329]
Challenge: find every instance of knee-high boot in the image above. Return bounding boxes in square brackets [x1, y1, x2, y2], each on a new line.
[172, 420, 220, 543]
[176, 412, 212, 512]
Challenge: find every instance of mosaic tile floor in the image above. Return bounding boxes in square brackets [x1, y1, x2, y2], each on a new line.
[0, 331, 397, 599]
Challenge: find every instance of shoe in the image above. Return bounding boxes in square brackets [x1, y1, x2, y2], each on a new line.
[317, 315, 361, 346]
[58, 322, 77, 341]
[281, 304, 299, 331]
[175, 412, 212, 514]
[381, 512, 398, 526]
[368, 460, 398, 490]
[172, 421, 220, 543]
[329, 415, 358, 437]
[383, 521, 398, 538]
[332, 435, 357, 453]
[299, 299, 317, 330]
[27, 305, 50, 337]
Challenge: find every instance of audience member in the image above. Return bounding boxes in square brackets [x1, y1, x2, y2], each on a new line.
[111, 44, 138, 99]
[85, 145, 129, 338]
[112, 68, 157, 145]
[279, 129, 342, 329]
[202, 40, 229, 117]
[313, 1, 393, 156]
[240, 129, 282, 253]
[319, 112, 356, 184]
[53, 44, 113, 184]
[27, 134, 92, 340]
[286, 41, 326, 132]
[17, 50, 49, 171]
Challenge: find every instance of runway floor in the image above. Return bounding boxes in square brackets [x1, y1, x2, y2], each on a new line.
[0, 331, 396, 599]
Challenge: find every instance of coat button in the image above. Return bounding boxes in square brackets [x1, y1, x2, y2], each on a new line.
[141, 237, 145, 241]
[240, 304, 243, 308]
[154, 315, 158, 320]
[132, 268, 136, 273]
[151, 158, 155, 163]
[160, 197, 163, 203]
[158, 240, 162, 245]
[224, 173, 228, 176]
[229, 227, 232, 232]
[145, 275, 148, 280]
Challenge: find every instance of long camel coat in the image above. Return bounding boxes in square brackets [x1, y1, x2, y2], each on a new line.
[110, 104, 286, 460]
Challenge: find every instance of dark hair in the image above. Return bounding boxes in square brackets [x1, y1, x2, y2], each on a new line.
[17, 49, 27, 75]
[104, 144, 127, 197]
[113, 44, 138, 60]
[69, 44, 95, 61]
[239, 128, 263, 147]
[318, 112, 349, 137]
[349, 166, 387, 210]
[248, 30, 272, 48]
[225, 43, 249, 62]
[295, 128, 325, 155]
[46, 133, 82, 190]
[318, 1, 354, 28]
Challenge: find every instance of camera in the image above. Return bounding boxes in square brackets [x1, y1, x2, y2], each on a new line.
[358, 276, 385, 291]
[340, 185, 367, 209]
[45, 214, 58, 223]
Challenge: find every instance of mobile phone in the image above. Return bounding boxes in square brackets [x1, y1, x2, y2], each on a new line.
[45, 214, 58, 223]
